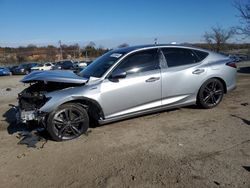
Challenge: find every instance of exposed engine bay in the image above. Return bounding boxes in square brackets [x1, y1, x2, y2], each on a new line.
[19, 82, 82, 111]
[17, 81, 83, 123]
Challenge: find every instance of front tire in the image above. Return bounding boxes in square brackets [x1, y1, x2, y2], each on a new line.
[47, 103, 89, 141]
[197, 78, 224, 109]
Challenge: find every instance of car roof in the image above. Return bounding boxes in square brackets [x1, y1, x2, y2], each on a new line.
[112, 44, 209, 54]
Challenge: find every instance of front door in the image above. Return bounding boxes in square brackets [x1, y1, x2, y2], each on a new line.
[100, 49, 162, 119]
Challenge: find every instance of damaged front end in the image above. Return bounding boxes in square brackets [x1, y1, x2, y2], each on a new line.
[17, 70, 88, 124]
[17, 83, 51, 123]
[17, 81, 86, 124]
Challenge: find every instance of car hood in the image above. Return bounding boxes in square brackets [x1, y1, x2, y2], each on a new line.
[21, 70, 88, 84]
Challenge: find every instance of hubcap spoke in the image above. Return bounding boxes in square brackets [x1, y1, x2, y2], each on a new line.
[203, 95, 211, 103]
[64, 109, 70, 121]
[72, 116, 84, 124]
[70, 125, 81, 135]
[214, 90, 223, 95]
[211, 81, 217, 91]
[58, 125, 68, 138]
[54, 117, 64, 125]
[204, 86, 211, 93]
[211, 94, 217, 104]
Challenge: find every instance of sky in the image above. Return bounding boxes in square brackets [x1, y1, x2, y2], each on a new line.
[0, 0, 247, 48]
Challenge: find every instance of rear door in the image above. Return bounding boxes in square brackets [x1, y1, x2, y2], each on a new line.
[100, 49, 162, 118]
[160, 47, 208, 106]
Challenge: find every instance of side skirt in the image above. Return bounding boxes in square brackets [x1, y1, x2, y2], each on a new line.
[98, 101, 196, 125]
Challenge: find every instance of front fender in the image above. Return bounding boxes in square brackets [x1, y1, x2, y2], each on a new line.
[39, 84, 101, 113]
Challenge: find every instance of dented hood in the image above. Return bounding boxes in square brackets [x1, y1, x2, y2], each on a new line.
[21, 70, 88, 84]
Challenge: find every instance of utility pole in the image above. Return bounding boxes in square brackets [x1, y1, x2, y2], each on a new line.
[85, 49, 88, 60]
[78, 45, 81, 59]
[58, 40, 62, 60]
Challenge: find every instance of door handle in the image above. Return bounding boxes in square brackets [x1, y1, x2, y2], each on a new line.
[192, 69, 205, 75]
[146, 77, 160, 82]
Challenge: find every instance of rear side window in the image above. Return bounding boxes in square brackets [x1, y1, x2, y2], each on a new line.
[161, 48, 199, 67]
[193, 50, 209, 61]
[114, 49, 159, 75]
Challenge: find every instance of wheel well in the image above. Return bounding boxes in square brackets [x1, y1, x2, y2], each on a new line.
[63, 99, 104, 122]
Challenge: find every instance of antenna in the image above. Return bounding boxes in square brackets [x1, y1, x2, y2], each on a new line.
[154, 38, 158, 45]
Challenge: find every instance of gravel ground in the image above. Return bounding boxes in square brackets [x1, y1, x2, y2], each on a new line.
[0, 64, 249, 188]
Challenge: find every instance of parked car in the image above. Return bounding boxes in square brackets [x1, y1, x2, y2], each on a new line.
[17, 44, 236, 141]
[52, 60, 74, 70]
[31, 62, 54, 71]
[0, 67, 12, 76]
[13, 63, 38, 75]
[229, 55, 241, 62]
[8, 65, 18, 74]
[74, 61, 88, 68]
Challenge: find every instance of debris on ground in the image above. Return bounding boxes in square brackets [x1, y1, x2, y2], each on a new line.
[17, 128, 47, 148]
[213, 181, 220, 186]
[6, 88, 11, 91]
[241, 102, 249, 106]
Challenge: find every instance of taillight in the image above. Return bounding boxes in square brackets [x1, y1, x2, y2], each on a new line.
[226, 61, 237, 68]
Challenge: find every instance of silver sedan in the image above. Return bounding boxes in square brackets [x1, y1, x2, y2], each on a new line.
[18, 45, 237, 141]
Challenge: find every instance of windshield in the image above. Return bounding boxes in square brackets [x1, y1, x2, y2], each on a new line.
[79, 51, 124, 78]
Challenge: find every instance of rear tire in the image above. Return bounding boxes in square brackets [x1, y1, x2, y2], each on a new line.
[47, 103, 89, 141]
[197, 78, 224, 109]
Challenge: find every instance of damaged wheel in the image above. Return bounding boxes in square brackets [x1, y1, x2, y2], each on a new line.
[47, 103, 89, 141]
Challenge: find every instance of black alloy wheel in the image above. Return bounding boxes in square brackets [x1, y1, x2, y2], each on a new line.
[47, 103, 89, 141]
[198, 78, 224, 109]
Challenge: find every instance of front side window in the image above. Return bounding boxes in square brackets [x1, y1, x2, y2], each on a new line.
[113, 49, 159, 75]
[161, 48, 199, 67]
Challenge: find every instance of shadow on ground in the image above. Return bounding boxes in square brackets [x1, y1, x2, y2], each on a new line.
[2, 106, 39, 134]
[242, 166, 250, 172]
[237, 67, 250, 74]
[2, 106, 50, 146]
[231, 114, 250, 126]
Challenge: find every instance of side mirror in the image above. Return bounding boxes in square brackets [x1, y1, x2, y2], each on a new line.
[111, 69, 127, 79]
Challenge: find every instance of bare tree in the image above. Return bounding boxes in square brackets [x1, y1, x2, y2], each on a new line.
[234, 0, 250, 37]
[204, 25, 235, 52]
